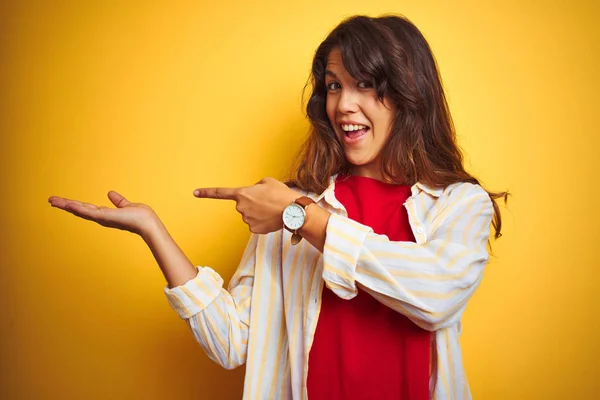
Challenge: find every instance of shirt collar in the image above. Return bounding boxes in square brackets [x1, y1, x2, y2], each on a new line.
[314, 174, 339, 206]
[413, 182, 444, 197]
[313, 175, 443, 207]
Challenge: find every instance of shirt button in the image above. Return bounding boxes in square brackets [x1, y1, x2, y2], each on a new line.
[416, 227, 424, 234]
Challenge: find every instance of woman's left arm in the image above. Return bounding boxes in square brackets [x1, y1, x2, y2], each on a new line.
[194, 178, 493, 331]
[306, 183, 494, 332]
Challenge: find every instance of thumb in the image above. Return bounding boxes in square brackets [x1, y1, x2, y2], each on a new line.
[107, 191, 131, 208]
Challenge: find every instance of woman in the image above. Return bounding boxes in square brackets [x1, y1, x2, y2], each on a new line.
[49, 15, 506, 399]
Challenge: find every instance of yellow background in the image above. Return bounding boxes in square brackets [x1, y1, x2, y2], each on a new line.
[1, 1, 598, 399]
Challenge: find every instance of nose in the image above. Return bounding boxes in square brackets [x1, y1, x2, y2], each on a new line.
[336, 89, 359, 114]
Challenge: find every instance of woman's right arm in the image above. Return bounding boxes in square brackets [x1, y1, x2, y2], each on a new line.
[162, 232, 258, 370]
[141, 216, 198, 289]
[48, 190, 255, 369]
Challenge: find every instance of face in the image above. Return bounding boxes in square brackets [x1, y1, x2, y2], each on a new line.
[325, 48, 396, 180]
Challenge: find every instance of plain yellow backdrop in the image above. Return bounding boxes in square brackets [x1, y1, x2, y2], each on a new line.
[1, 0, 598, 399]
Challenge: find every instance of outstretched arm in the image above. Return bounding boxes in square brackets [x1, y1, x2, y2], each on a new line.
[48, 191, 253, 368]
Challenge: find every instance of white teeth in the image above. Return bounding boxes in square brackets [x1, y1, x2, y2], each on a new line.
[341, 124, 367, 132]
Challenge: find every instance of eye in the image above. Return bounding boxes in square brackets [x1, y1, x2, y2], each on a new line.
[357, 81, 373, 89]
[326, 82, 341, 91]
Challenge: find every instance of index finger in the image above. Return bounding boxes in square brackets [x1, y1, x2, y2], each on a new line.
[193, 187, 240, 200]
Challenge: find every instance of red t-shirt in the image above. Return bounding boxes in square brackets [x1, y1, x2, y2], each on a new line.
[306, 175, 431, 400]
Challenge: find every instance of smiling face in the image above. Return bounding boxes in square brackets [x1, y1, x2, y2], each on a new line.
[325, 48, 396, 180]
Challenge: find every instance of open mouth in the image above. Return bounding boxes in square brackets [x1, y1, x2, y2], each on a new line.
[341, 124, 370, 140]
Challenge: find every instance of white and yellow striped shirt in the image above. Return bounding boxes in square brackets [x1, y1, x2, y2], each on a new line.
[164, 175, 494, 399]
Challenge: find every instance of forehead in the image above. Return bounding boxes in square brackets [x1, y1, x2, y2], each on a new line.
[326, 48, 350, 76]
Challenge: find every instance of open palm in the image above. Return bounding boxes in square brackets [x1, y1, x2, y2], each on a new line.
[48, 191, 156, 236]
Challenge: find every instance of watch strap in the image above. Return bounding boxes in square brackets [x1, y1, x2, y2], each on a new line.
[294, 196, 315, 209]
[291, 233, 303, 245]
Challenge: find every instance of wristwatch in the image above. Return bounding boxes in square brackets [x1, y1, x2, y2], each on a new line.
[282, 196, 315, 245]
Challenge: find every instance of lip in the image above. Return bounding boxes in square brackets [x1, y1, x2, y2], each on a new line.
[340, 126, 369, 145]
[342, 130, 367, 145]
[336, 120, 371, 145]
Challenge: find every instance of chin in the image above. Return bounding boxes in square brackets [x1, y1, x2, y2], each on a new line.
[345, 153, 373, 166]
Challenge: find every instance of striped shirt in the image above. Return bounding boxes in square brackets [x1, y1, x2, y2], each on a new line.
[164, 175, 494, 399]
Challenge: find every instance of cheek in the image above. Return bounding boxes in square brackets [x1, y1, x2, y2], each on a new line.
[325, 97, 336, 125]
[382, 102, 397, 130]
[372, 107, 395, 138]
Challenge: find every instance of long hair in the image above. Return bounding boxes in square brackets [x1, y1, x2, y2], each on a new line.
[292, 15, 508, 239]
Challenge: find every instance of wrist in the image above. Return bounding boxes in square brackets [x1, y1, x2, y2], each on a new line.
[140, 213, 166, 243]
[282, 190, 300, 211]
[282, 195, 316, 245]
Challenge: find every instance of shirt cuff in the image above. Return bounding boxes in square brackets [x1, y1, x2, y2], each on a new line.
[164, 266, 224, 319]
[322, 213, 372, 299]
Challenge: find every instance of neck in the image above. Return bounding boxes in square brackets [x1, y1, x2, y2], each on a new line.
[349, 164, 384, 182]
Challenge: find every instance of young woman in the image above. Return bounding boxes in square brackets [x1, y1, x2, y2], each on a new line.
[48, 15, 506, 400]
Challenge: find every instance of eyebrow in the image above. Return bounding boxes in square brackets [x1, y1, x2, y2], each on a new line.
[325, 70, 337, 78]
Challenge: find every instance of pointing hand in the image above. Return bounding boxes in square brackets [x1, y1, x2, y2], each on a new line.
[193, 177, 298, 234]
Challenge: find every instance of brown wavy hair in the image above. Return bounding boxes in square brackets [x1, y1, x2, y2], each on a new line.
[291, 15, 508, 239]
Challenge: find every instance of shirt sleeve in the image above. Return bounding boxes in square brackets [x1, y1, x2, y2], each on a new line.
[163, 233, 258, 369]
[321, 182, 494, 331]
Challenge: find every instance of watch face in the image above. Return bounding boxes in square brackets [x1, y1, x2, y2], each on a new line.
[283, 203, 305, 230]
